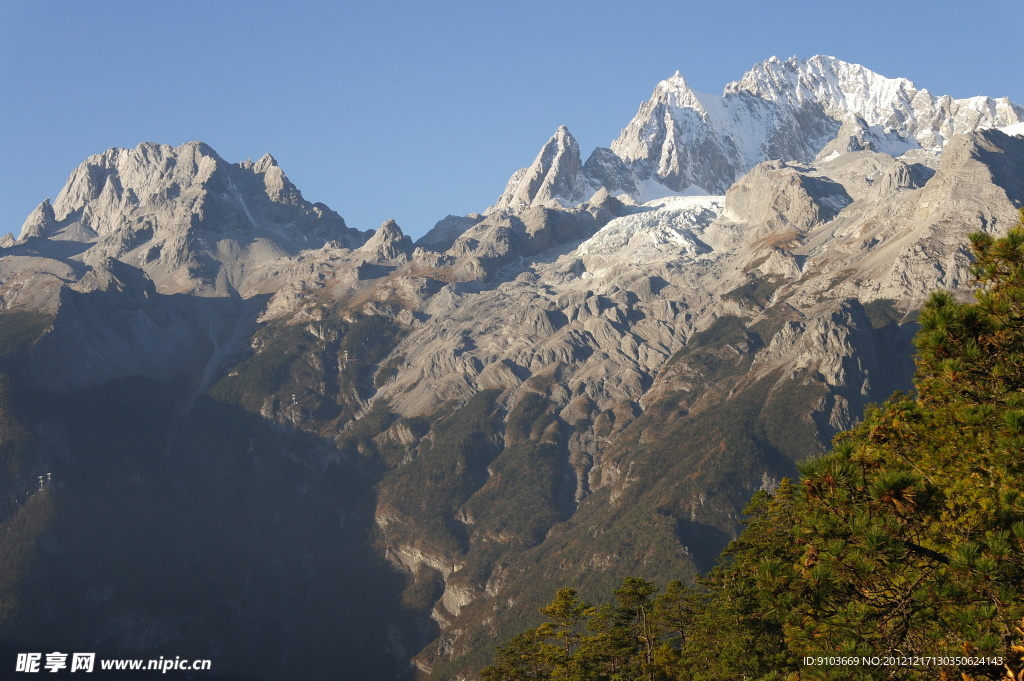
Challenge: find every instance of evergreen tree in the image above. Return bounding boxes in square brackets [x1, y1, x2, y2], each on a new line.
[787, 216, 1024, 678]
[480, 630, 549, 681]
[679, 482, 799, 681]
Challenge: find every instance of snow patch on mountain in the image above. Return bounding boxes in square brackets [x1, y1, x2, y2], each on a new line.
[576, 195, 722, 260]
[1002, 122, 1024, 137]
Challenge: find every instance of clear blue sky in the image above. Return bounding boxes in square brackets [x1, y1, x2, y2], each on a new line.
[2, 0, 1022, 240]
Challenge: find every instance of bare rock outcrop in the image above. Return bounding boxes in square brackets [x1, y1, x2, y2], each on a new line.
[11, 141, 371, 296]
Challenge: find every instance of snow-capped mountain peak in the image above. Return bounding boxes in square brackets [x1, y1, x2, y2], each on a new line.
[726, 55, 917, 113]
[490, 55, 1024, 213]
[650, 71, 707, 112]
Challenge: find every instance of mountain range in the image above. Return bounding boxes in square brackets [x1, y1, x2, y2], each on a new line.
[1, 55, 1023, 680]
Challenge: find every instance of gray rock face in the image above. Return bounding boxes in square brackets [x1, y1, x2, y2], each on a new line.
[815, 115, 897, 159]
[360, 219, 414, 262]
[416, 213, 485, 252]
[441, 189, 628, 280]
[582, 146, 638, 196]
[11, 141, 370, 296]
[488, 126, 597, 212]
[19, 198, 58, 239]
[721, 160, 851, 233]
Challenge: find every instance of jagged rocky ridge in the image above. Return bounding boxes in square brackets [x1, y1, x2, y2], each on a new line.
[490, 55, 1022, 212]
[2, 57, 1023, 681]
[16, 141, 371, 298]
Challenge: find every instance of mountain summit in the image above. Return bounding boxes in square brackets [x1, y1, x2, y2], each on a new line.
[487, 125, 592, 212]
[16, 141, 370, 295]
[492, 55, 1023, 210]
